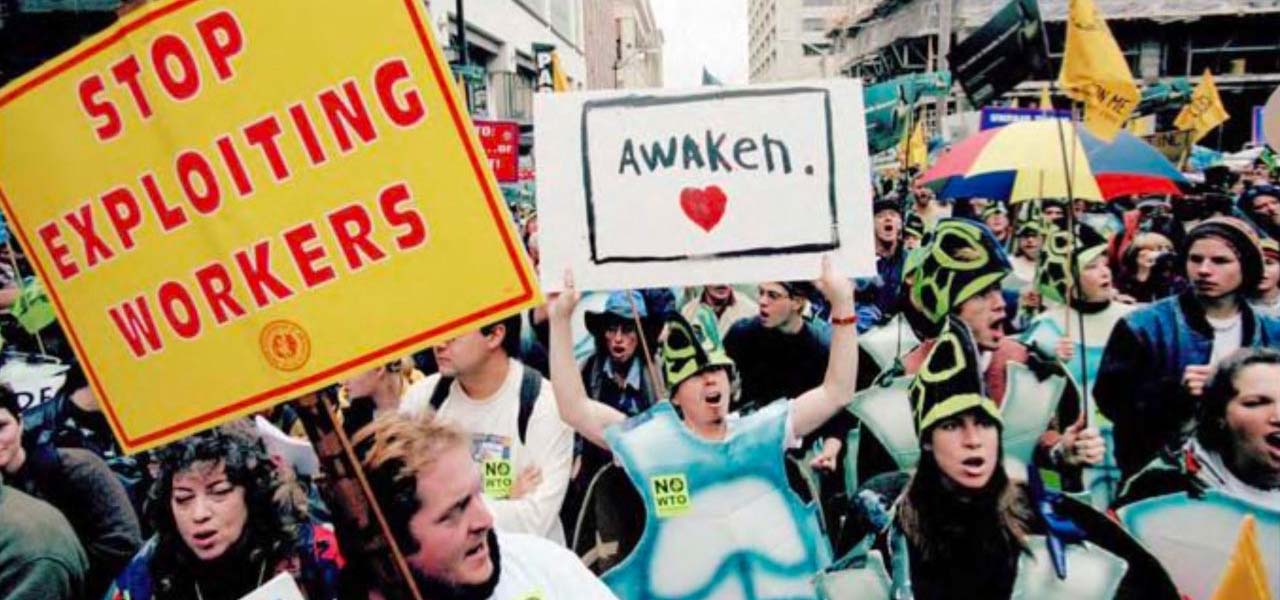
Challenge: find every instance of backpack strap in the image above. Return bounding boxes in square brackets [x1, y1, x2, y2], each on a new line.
[428, 375, 454, 411]
[428, 365, 540, 445]
[517, 363, 542, 445]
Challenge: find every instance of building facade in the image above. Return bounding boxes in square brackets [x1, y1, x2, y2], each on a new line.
[824, 0, 1280, 148]
[426, 0, 588, 122]
[749, 0, 847, 82]
[583, 0, 664, 89]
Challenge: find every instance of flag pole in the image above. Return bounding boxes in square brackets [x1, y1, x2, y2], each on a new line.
[1070, 103, 1092, 429]
[1041, 12, 1091, 429]
[292, 389, 425, 600]
[625, 293, 666, 403]
[895, 105, 919, 362]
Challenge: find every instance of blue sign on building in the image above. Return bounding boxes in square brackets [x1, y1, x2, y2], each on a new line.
[979, 107, 1071, 130]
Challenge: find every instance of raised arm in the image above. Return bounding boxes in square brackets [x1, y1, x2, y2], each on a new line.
[792, 256, 859, 439]
[547, 271, 627, 450]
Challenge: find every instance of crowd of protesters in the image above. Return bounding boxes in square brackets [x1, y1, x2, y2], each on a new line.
[1, 155, 1277, 599]
[0, 25, 1273, 588]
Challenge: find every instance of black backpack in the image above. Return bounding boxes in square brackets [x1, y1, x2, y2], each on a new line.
[427, 362, 543, 444]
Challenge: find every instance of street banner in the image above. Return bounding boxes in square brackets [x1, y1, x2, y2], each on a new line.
[474, 119, 520, 183]
[863, 71, 951, 154]
[948, 0, 1047, 108]
[1057, 0, 1139, 142]
[1142, 130, 1193, 168]
[979, 106, 1070, 130]
[1136, 77, 1192, 116]
[0, 0, 540, 452]
[1127, 114, 1157, 136]
[535, 80, 876, 292]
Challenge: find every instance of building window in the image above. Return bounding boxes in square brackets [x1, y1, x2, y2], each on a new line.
[548, 0, 576, 44]
[803, 42, 831, 56]
[802, 17, 827, 32]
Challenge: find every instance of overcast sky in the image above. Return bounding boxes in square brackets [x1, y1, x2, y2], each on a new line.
[650, 0, 749, 88]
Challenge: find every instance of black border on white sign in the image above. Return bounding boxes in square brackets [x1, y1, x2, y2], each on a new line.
[579, 87, 841, 264]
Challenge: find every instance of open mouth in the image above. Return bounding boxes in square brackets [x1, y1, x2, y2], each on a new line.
[960, 457, 987, 476]
[464, 539, 487, 560]
[989, 318, 1006, 339]
[705, 391, 723, 406]
[192, 530, 218, 548]
[1265, 432, 1280, 452]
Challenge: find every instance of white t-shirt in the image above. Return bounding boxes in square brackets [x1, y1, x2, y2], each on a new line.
[1206, 313, 1243, 365]
[400, 359, 574, 545]
[489, 531, 618, 599]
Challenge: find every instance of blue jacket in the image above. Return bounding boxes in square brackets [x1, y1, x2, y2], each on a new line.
[1094, 292, 1280, 477]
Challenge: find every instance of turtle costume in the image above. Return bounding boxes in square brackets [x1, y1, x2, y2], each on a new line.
[587, 307, 832, 599]
[846, 218, 1069, 492]
[817, 325, 1178, 599]
[1022, 222, 1135, 508]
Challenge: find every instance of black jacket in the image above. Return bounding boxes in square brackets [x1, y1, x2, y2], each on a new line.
[1094, 292, 1280, 478]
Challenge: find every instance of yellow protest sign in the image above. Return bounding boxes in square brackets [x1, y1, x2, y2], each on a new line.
[1057, 0, 1139, 142]
[650, 473, 692, 518]
[1175, 69, 1231, 144]
[0, 0, 540, 452]
[483, 458, 515, 499]
[1142, 131, 1193, 169]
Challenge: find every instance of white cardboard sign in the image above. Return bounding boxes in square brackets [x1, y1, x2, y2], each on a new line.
[238, 573, 305, 600]
[535, 80, 875, 292]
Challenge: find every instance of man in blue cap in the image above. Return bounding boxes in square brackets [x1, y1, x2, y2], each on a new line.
[581, 291, 659, 418]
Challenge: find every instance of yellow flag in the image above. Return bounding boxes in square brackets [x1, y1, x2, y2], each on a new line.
[1128, 114, 1156, 136]
[1056, 0, 1139, 141]
[1040, 84, 1053, 111]
[1211, 516, 1273, 600]
[1175, 69, 1231, 143]
[551, 51, 570, 92]
[898, 117, 928, 170]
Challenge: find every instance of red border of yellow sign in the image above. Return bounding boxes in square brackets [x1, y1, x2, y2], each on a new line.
[0, 0, 535, 448]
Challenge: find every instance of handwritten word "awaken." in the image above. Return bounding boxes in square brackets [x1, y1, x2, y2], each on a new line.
[618, 131, 803, 176]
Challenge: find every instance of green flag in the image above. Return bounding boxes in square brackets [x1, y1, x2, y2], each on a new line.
[13, 276, 56, 335]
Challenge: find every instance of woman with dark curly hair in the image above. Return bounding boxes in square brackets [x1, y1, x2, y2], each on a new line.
[104, 420, 343, 600]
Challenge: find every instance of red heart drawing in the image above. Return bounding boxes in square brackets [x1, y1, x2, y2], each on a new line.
[679, 185, 728, 232]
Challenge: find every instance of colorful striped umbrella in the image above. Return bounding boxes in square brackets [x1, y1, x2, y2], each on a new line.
[921, 120, 1187, 202]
